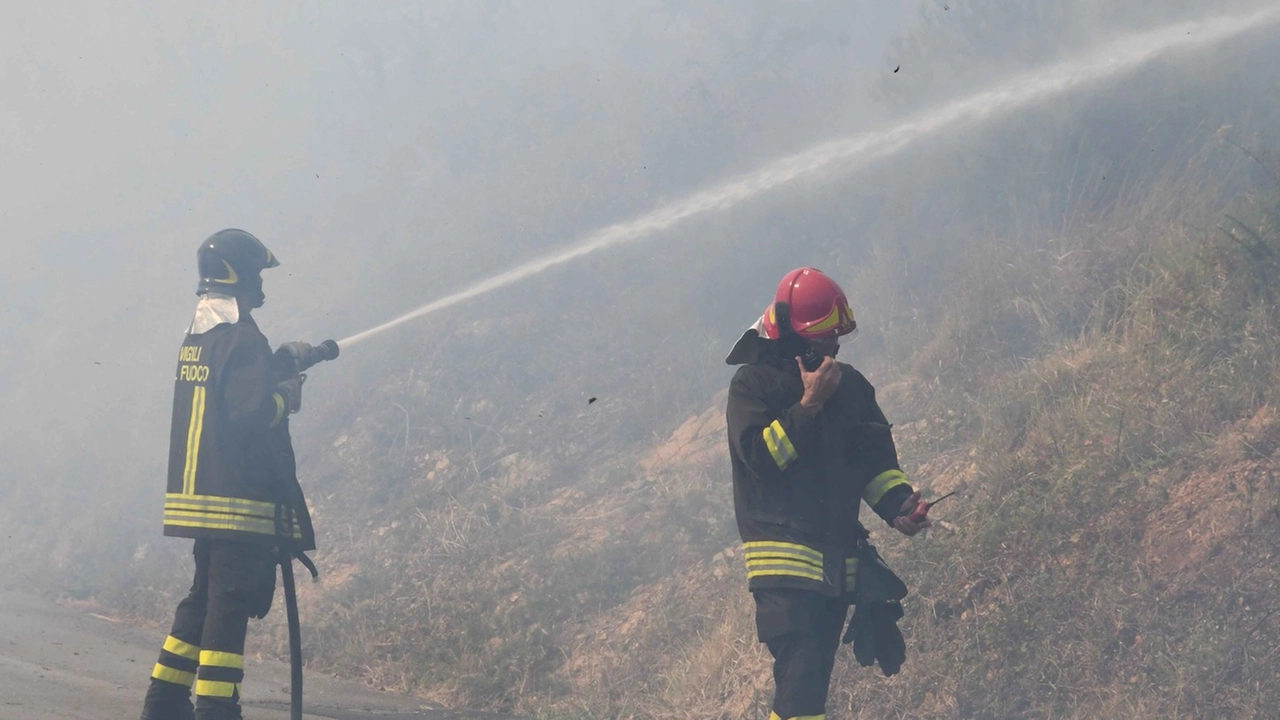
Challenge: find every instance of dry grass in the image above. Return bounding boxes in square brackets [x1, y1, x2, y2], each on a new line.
[493, 147, 1280, 718]
[6, 120, 1280, 719]
[81, 145, 1280, 720]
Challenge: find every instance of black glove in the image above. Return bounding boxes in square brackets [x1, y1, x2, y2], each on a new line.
[844, 600, 906, 676]
[846, 603, 875, 661]
[842, 543, 909, 677]
[276, 375, 305, 414]
[274, 342, 314, 377]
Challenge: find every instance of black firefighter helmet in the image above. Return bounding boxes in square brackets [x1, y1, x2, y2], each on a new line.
[196, 229, 280, 307]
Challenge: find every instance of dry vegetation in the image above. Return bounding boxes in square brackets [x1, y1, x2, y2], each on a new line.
[230, 141, 1280, 719]
[28, 138, 1263, 720]
[9, 137, 1275, 719]
[820, 149, 1280, 719]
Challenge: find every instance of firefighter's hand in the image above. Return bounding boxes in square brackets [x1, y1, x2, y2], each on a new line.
[893, 490, 932, 536]
[276, 375, 305, 414]
[798, 356, 841, 410]
[274, 342, 314, 376]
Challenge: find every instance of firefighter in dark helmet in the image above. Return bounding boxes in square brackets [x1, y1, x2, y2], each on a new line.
[141, 229, 318, 720]
[724, 267, 930, 720]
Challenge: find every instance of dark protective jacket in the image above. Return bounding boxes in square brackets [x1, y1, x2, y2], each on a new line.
[164, 315, 315, 551]
[726, 343, 912, 598]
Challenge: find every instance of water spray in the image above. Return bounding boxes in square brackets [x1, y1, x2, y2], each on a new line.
[338, 6, 1280, 350]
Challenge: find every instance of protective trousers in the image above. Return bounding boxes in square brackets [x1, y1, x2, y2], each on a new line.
[754, 588, 850, 720]
[141, 539, 277, 720]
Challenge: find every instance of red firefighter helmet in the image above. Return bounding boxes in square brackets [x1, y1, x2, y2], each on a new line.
[762, 267, 857, 340]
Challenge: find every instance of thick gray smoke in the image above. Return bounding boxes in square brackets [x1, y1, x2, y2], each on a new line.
[339, 5, 1280, 349]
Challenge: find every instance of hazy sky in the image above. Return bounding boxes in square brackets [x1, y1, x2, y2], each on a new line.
[1, 1, 920, 327]
[0, 1, 919, 496]
[0, 2, 911, 280]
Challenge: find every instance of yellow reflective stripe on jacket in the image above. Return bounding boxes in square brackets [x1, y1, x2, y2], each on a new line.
[744, 541, 823, 565]
[195, 680, 239, 698]
[164, 510, 302, 538]
[747, 558, 824, 576]
[163, 512, 277, 536]
[747, 566, 825, 582]
[770, 712, 826, 720]
[864, 469, 909, 507]
[743, 540, 824, 582]
[164, 492, 303, 539]
[763, 420, 799, 470]
[772, 420, 798, 461]
[163, 634, 201, 661]
[182, 385, 207, 495]
[199, 650, 244, 670]
[152, 663, 196, 687]
[845, 557, 859, 577]
[164, 493, 278, 518]
[269, 392, 287, 428]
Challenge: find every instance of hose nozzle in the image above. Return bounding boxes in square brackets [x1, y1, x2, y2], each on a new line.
[275, 339, 341, 378]
[298, 339, 339, 372]
[314, 339, 340, 363]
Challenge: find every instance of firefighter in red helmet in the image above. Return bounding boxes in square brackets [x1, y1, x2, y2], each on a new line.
[725, 268, 929, 720]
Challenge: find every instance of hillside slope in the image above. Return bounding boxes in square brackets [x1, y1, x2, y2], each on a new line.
[259, 150, 1280, 719]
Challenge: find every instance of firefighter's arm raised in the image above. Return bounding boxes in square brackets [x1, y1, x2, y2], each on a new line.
[223, 344, 292, 429]
[726, 363, 831, 481]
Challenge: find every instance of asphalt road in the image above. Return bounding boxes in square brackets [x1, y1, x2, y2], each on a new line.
[0, 590, 521, 720]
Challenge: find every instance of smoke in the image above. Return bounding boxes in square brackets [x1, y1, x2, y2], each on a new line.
[340, 5, 1280, 349]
